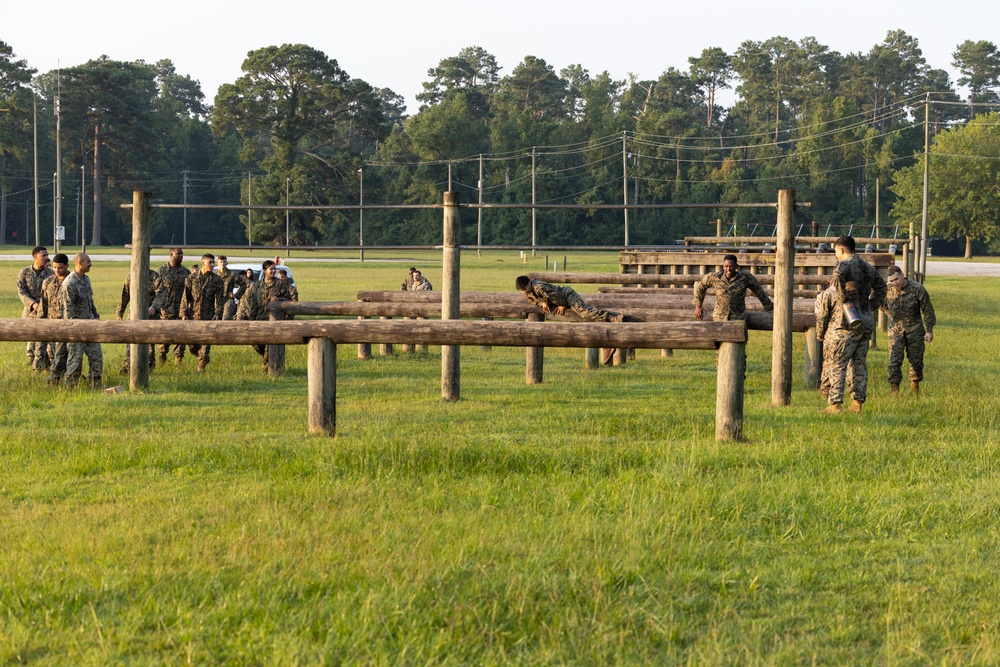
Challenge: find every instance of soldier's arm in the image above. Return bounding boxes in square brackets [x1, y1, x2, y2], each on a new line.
[116, 278, 130, 319]
[180, 277, 193, 320]
[868, 268, 887, 311]
[692, 275, 711, 307]
[921, 287, 936, 335]
[213, 278, 225, 319]
[16, 271, 39, 311]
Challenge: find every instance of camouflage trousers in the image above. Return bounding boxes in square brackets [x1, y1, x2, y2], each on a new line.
[819, 341, 852, 396]
[566, 294, 624, 322]
[825, 325, 871, 405]
[46, 342, 69, 383]
[28, 340, 51, 371]
[188, 344, 212, 366]
[157, 313, 184, 361]
[888, 325, 926, 384]
[223, 299, 237, 320]
[65, 341, 103, 387]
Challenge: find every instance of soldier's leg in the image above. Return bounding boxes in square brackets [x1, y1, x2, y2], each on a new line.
[65, 342, 85, 387]
[122, 343, 132, 374]
[848, 330, 871, 403]
[156, 343, 168, 365]
[173, 342, 185, 363]
[907, 329, 926, 383]
[86, 343, 104, 388]
[887, 329, 905, 386]
[48, 342, 68, 385]
[197, 344, 211, 371]
[31, 341, 50, 371]
[825, 332, 854, 405]
[26, 341, 34, 366]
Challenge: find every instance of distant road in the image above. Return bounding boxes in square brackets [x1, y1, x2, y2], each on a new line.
[924, 261, 1000, 277]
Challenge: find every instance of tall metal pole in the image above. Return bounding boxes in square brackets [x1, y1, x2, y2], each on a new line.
[477, 154, 483, 258]
[623, 131, 629, 247]
[247, 172, 252, 250]
[285, 177, 291, 258]
[182, 170, 188, 246]
[531, 148, 536, 256]
[33, 94, 39, 245]
[919, 93, 931, 282]
[81, 165, 86, 252]
[357, 168, 364, 262]
[52, 172, 57, 250]
[54, 75, 61, 253]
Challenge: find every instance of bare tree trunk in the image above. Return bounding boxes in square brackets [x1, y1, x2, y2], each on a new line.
[0, 187, 6, 242]
[91, 124, 101, 246]
[965, 235, 973, 259]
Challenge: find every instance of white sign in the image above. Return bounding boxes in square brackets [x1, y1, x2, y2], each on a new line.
[56, 226, 66, 241]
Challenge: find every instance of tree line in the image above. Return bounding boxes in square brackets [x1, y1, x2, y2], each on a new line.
[1, 32, 999, 254]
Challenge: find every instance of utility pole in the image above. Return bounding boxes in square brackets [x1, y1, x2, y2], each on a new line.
[357, 168, 364, 263]
[54, 71, 61, 253]
[285, 177, 291, 258]
[33, 94, 39, 246]
[623, 131, 629, 247]
[247, 172, 252, 250]
[919, 92, 931, 282]
[477, 154, 483, 258]
[531, 148, 536, 256]
[182, 170, 188, 246]
[81, 165, 86, 252]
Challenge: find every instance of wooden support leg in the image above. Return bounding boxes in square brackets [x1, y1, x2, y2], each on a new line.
[804, 327, 821, 390]
[268, 310, 286, 377]
[307, 338, 336, 435]
[357, 316, 371, 360]
[585, 348, 599, 369]
[402, 316, 415, 353]
[716, 341, 746, 441]
[379, 316, 393, 356]
[526, 312, 543, 384]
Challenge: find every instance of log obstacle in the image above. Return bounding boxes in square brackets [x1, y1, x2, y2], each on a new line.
[0, 318, 749, 441]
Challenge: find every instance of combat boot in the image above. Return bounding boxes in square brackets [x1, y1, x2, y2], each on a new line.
[88, 375, 102, 390]
[845, 400, 863, 413]
[910, 380, 920, 394]
[821, 403, 842, 415]
[819, 387, 829, 399]
[890, 383, 900, 396]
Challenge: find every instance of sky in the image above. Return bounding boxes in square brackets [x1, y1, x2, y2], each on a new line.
[5, 0, 998, 114]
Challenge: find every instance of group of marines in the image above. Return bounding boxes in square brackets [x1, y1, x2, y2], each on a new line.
[17, 246, 296, 388]
[517, 235, 935, 411]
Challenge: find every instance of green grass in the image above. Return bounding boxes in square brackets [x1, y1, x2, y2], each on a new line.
[1, 250, 999, 664]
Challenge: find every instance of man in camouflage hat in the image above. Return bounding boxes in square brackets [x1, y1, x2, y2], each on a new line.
[16, 245, 54, 371]
[880, 265, 936, 395]
[62, 253, 103, 389]
[819, 236, 887, 414]
[40, 253, 70, 385]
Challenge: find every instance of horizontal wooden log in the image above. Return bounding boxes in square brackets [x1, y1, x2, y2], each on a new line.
[528, 271, 834, 286]
[683, 235, 908, 246]
[0, 318, 747, 349]
[597, 286, 823, 298]
[619, 251, 897, 268]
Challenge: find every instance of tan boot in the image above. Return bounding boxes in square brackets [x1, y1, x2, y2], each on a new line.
[890, 383, 900, 396]
[821, 403, 842, 415]
[910, 380, 919, 394]
[845, 400, 863, 413]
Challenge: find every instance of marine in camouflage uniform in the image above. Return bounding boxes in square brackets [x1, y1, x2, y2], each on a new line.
[236, 260, 292, 371]
[16, 246, 54, 371]
[821, 237, 887, 412]
[408, 271, 433, 291]
[217, 256, 239, 320]
[692, 255, 773, 322]
[181, 254, 226, 371]
[40, 254, 71, 385]
[117, 269, 165, 373]
[517, 278, 626, 322]
[155, 248, 191, 364]
[880, 266, 936, 392]
[814, 283, 854, 398]
[62, 253, 103, 389]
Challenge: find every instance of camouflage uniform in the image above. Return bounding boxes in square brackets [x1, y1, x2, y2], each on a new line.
[155, 262, 192, 363]
[692, 270, 773, 321]
[117, 270, 165, 373]
[62, 272, 102, 388]
[181, 270, 225, 369]
[409, 275, 433, 291]
[520, 279, 624, 322]
[815, 285, 855, 397]
[824, 255, 887, 405]
[236, 276, 292, 370]
[880, 279, 936, 385]
[218, 267, 239, 320]
[16, 264, 55, 370]
[40, 272, 69, 384]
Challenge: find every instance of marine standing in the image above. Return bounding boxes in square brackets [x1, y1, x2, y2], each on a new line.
[16, 245, 54, 371]
[880, 265, 936, 395]
[62, 253, 103, 389]
[236, 260, 292, 372]
[181, 253, 226, 371]
[40, 253, 70, 386]
[155, 248, 190, 365]
[217, 255, 239, 320]
[820, 236, 887, 414]
[692, 254, 773, 322]
[116, 269, 165, 374]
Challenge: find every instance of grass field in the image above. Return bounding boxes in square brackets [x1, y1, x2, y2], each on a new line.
[1, 248, 999, 664]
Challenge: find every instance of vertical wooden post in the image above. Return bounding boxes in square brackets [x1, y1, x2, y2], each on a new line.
[804, 327, 821, 390]
[716, 341, 746, 441]
[307, 338, 335, 435]
[268, 309, 286, 377]
[442, 191, 460, 401]
[526, 312, 544, 383]
[379, 316, 393, 356]
[402, 317, 415, 353]
[585, 347, 600, 369]
[480, 317, 493, 351]
[771, 189, 795, 406]
[357, 315, 371, 359]
[129, 191, 151, 392]
[416, 317, 428, 353]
